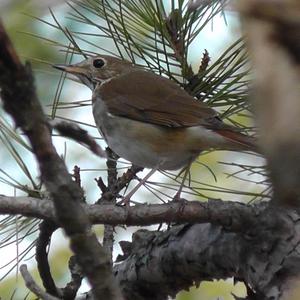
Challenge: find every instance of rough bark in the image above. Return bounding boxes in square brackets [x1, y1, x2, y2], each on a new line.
[114, 208, 300, 300]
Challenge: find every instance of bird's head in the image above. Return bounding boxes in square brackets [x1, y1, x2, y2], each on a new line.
[53, 55, 134, 90]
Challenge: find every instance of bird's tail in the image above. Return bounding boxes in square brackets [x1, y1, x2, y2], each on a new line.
[217, 129, 258, 152]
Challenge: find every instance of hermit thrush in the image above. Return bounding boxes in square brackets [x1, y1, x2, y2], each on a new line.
[54, 55, 256, 199]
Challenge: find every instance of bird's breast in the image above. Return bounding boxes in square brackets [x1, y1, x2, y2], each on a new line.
[92, 97, 226, 170]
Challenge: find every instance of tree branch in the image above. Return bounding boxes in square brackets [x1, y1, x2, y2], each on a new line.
[36, 220, 60, 297]
[0, 20, 122, 300]
[0, 195, 270, 228]
[20, 264, 60, 300]
[114, 208, 300, 300]
[102, 148, 118, 264]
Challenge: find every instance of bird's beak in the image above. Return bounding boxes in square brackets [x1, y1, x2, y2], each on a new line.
[52, 64, 68, 71]
[52, 64, 87, 76]
[53, 63, 95, 90]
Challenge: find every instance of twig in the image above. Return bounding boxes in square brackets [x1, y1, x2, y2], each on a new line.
[102, 148, 119, 263]
[95, 176, 108, 193]
[20, 264, 59, 300]
[185, 49, 210, 93]
[36, 220, 60, 297]
[198, 49, 210, 73]
[99, 165, 143, 203]
[50, 119, 106, 158]
[36, 220, 84, 299]
[73, 165, 82, 187]
[164, 9, 194, 80]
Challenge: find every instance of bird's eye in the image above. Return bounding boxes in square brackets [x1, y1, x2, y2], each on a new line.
[93, 59, 105, 68]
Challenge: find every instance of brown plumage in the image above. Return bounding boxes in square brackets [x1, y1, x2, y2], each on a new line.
[54, 55, 257, 170]
[98, 69, 217, 128]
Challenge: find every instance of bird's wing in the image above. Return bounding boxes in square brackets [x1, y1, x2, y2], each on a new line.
[96, 70, 220, 128]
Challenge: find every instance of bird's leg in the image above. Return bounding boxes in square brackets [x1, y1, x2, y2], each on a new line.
[173, 161, 192, 202]
[120, 167, 158, 205]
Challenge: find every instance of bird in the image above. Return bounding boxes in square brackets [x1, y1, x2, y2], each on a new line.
[53, 55, 256, 201]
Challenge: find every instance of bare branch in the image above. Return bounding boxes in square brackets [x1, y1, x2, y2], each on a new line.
[0, 195, 269, 229]
[50, 120, 106, 158]
[20, 264, 60, 300]
[102, 148, 118, 264]
[36, 220, 61, 297]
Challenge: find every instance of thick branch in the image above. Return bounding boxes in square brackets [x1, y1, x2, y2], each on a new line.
[114, 208, 300, 300]
[0, 195, 269, 228]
